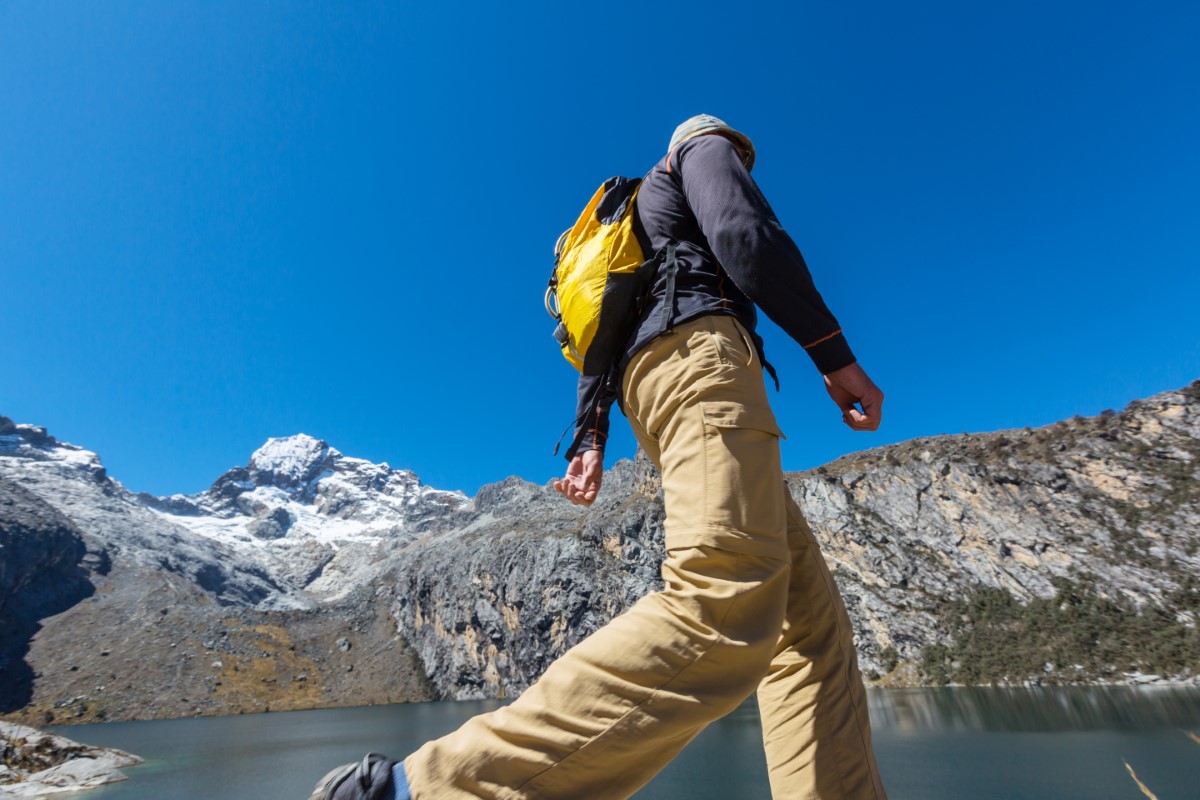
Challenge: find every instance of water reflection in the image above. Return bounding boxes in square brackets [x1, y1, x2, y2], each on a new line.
[44, 686, 1200, 800]
[867, 685, 1200, 732]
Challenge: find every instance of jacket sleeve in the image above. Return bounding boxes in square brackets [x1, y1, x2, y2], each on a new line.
[673, 135, 857, 375]
[566, 373, 613, 461]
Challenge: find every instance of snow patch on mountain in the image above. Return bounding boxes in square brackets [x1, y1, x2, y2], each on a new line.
[0, 423, 106, 477]
[151, 486, 400, 552]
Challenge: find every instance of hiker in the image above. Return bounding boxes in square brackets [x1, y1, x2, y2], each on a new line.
[310, 115, 888, 800]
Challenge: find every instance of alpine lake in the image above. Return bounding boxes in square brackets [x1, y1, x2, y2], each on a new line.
[47, 686, 1200, 799]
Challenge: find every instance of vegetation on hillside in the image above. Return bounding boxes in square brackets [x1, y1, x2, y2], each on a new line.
[921, 577, 1199, 685]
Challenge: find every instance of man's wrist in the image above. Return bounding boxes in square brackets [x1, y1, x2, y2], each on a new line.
[806, 331, 856, 374]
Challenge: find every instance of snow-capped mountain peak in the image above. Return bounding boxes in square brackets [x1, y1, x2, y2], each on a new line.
[248, 434, 336, 489]
[142, 433, 470, 599]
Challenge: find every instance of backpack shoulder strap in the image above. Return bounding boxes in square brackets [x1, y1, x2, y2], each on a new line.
[657, 244, 678, 336]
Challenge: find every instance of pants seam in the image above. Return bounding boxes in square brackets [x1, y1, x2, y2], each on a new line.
[785, 499, 884, 800]
[701, 406, 710, 533]
[506, 579, 752, 798]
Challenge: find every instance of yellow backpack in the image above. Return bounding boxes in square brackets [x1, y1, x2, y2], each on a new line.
[545, 176, 672, 376]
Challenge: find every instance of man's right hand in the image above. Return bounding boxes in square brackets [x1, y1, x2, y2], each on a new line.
[553, 449, 604, 506]
[823, 363, 884, 432]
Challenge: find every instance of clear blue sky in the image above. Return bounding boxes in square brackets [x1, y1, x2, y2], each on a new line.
[2, 1, 1198, 497]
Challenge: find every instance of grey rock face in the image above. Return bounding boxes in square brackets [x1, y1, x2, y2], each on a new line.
[247, 507, 293, 540]
[0, 479, 86, 621]
[788, 384, 1199, 678]
[387, 456, 667, 700]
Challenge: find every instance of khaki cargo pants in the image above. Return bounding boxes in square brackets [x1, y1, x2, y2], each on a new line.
[406, 315, 887, 800]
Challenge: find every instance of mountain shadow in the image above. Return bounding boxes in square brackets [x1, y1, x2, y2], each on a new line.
[0, 478, 95, 712]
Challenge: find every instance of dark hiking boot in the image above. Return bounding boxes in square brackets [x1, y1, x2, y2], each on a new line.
[308, 752, 399, 800]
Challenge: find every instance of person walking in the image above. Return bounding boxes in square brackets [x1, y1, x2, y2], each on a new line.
[311, 114, 888, 800]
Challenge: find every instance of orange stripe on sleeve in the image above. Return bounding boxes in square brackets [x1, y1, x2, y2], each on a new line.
[802, 329, 843, 350]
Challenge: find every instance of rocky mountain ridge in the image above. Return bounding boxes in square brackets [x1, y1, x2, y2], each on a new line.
[141, 433, 467, 601]
[0, 420, 437, 723]
[1, 382, 1196, 723]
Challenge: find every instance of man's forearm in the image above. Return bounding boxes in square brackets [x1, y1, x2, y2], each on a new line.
[569, 373, 612, 460]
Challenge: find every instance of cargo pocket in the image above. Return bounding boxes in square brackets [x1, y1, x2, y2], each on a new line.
[700, 401, 785, 440]
[692, 400, 790, 560]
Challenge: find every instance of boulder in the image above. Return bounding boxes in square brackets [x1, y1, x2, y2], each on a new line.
[0, 721, 141, 797]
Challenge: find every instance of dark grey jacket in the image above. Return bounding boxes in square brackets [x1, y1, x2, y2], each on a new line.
[568, 133, 855, 459]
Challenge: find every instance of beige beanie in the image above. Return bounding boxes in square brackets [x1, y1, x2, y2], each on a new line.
[668, 114, 755, 171]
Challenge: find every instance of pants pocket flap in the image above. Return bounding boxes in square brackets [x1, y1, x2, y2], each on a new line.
[700, 401, 786, 439]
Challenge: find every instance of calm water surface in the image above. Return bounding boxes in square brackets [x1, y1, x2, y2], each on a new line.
[48, 687, 1200, 799]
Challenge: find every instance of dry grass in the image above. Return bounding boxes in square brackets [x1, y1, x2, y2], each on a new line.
[211, 620, 325, 713]
[1122, 760, 1159, 800]
[1123, 730, 1198, 799]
